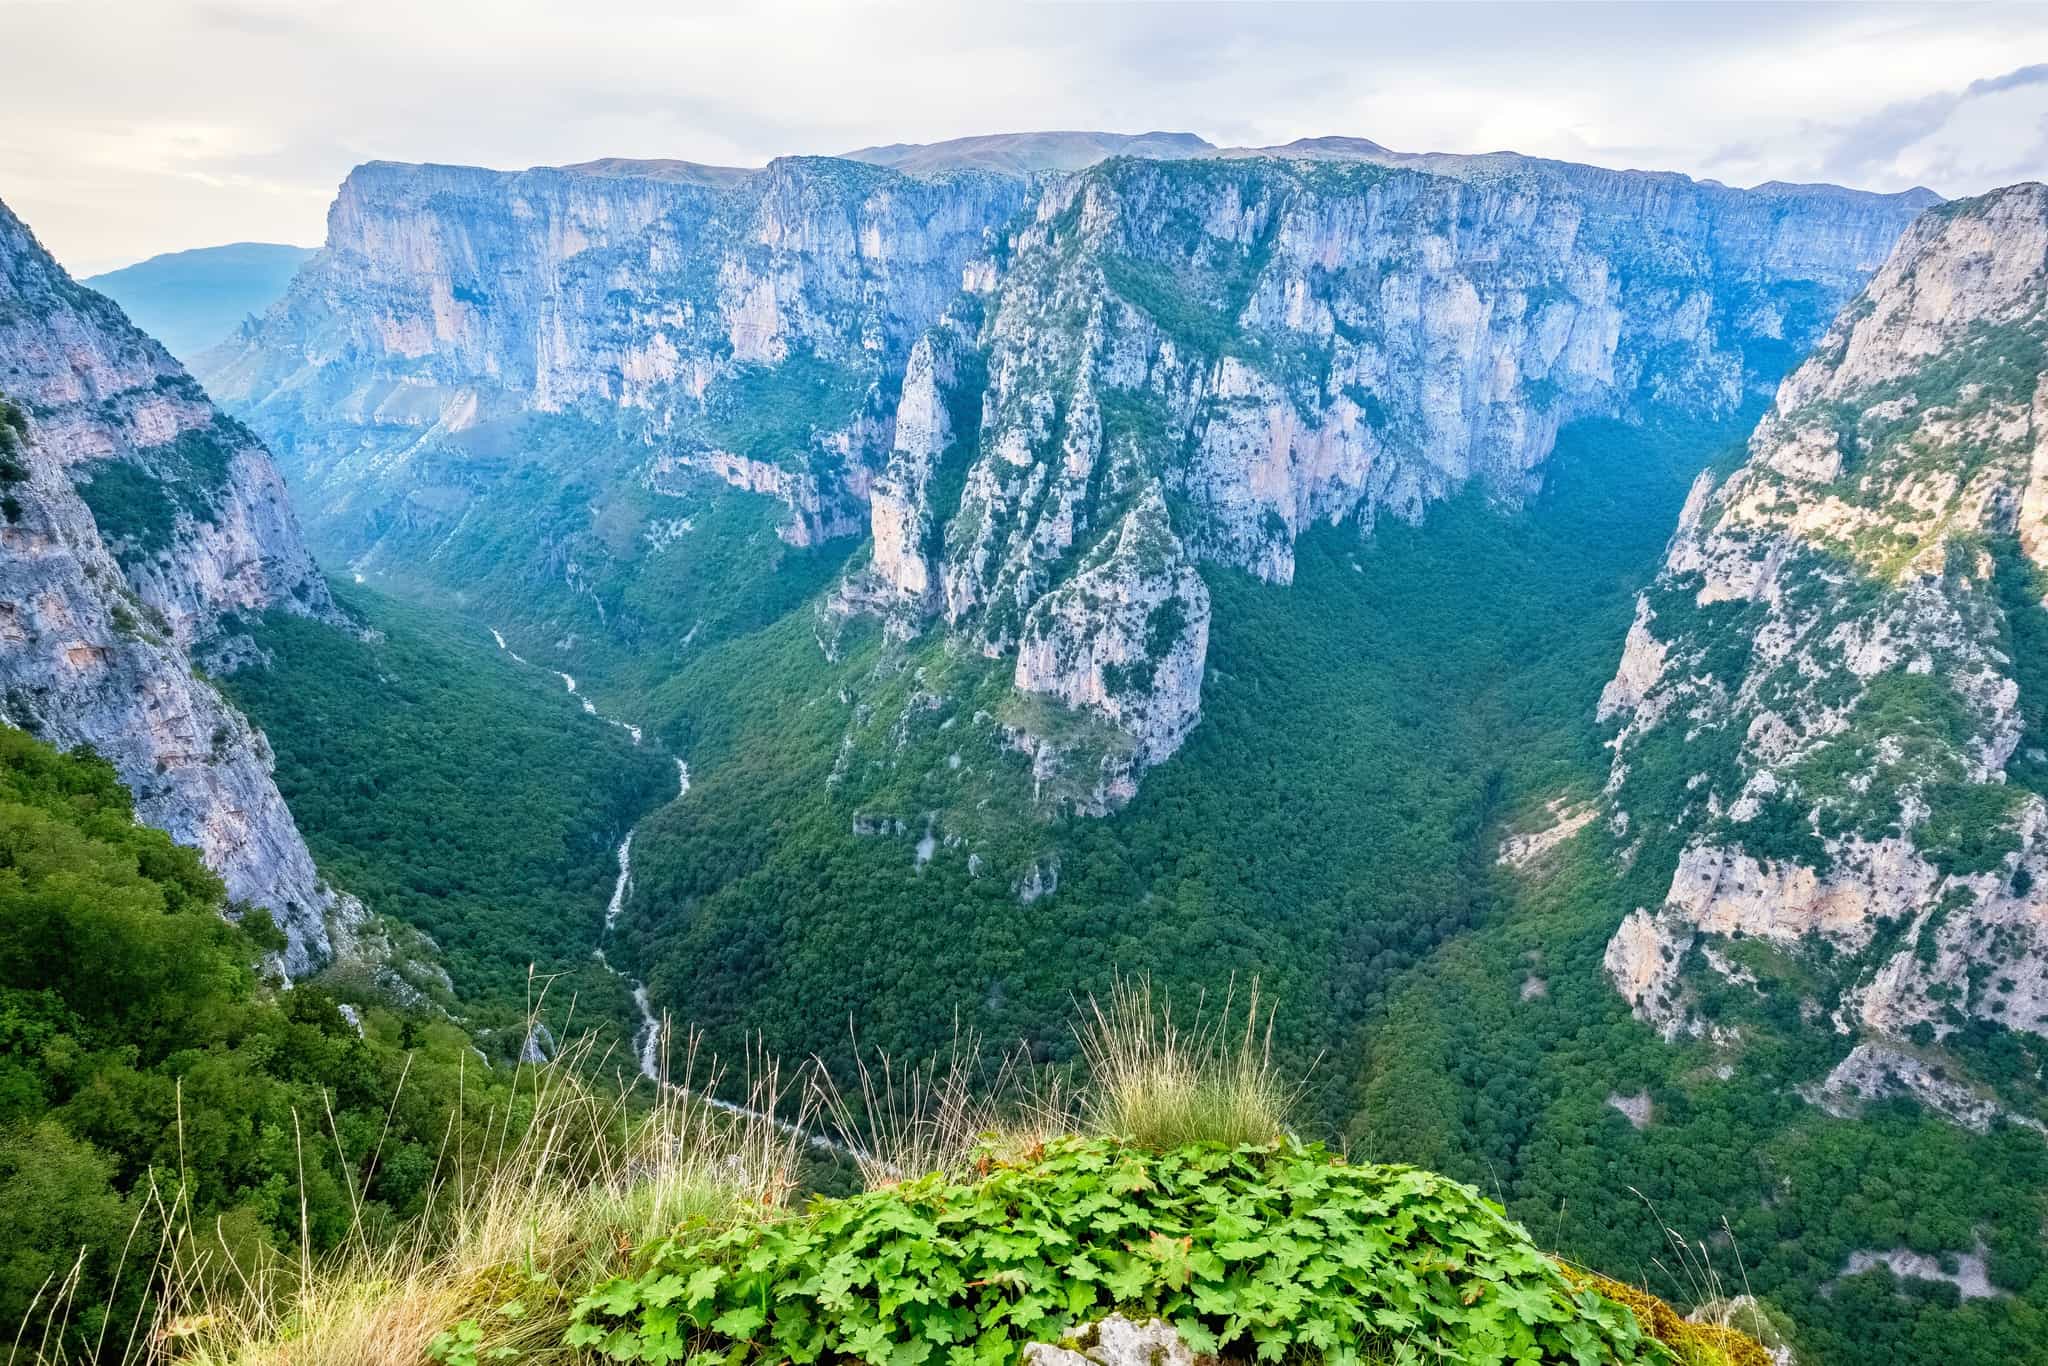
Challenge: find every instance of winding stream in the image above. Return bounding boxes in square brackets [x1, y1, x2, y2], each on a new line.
[488, 626, 851, 1159]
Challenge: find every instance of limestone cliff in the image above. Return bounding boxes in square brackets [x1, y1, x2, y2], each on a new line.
[853, 156, 1929, 798]
[202, 141, 1933, 810]
[1007, 486, 1210, 814]
[198, 157, 1027, 556]
[0, 197, 354, 973]
[1598, 184, 2048, 1101]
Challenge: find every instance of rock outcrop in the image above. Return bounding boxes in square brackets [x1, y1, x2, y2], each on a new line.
[1599, 183, 2048, 1066]
[202, 140, 1934, 810]
[1023, 1316, 1196, 1366]
[0, 197, 355, 974]
[1007, 486, 1210, 813]
[863, 156, 1928, 796]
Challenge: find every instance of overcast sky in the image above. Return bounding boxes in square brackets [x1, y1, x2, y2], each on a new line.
[5, 0, 2047, 276]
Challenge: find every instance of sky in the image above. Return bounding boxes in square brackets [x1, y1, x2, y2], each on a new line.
[4, 0, 2047, 276]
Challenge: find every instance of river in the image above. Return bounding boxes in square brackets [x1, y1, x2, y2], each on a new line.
[488, 625, 852, 1159]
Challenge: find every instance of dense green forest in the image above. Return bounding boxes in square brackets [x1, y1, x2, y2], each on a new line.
[0, 725, 533, 1356]
[615, 412, 1748, 1104]
[1356, 828, 2048, 1366]
[218, 584, 675, 1043]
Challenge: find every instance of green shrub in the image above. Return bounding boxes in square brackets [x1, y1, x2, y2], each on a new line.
[705, 352, 868, 468]
[570, 1136, 1662, 1366]
[75, 418, 247, 557]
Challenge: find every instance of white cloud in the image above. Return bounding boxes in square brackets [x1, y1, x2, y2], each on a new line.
[1, 0, 2045, 274]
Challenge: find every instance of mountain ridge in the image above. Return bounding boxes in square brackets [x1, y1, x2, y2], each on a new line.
[291, 129, 1946, 202]
[1598, 180, 2048, 1122]
[84, 240, 316, 361]
[0, 196, 354, 972]
[194, 141, 1935, 813]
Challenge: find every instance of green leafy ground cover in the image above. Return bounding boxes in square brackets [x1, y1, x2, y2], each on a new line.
[570, 1137, 1663, 1366]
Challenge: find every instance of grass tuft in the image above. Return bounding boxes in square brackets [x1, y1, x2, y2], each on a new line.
[810, 1019, 1079, 1189]
[1073, 975, 1305, 1149]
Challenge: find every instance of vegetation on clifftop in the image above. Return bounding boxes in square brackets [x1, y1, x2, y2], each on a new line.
[574, 1137, 1673, 1366]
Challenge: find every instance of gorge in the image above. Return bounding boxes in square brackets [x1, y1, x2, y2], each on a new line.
[8, 120, 2048, 1364]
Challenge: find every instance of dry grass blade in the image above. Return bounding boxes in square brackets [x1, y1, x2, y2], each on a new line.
[41, 1011, 811, 1366]
[1073, 974, 1304, 1150]
[811, 1020, 1007, 1187]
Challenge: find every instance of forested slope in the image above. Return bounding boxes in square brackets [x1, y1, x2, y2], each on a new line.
[614, 412, 1746, 1113]
[0, 726, 521, 1356]
[219, 583, 676, 1043]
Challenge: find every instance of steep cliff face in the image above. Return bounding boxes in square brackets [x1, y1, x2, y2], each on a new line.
[1598, 184, 2048, 1094]
[204, 143, 1933, 810]
[849, 157, 1930, 797]
[1006, 485, 1210, 813]
[198, 157, 1028, 554]
[0, 198, 354, 974]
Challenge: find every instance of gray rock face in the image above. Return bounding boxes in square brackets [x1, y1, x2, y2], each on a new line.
[1806, 1042, 2047, 1134]
[0, 197, 354, 974]
[1008, 486, 1210, 813]
[888, 158, 1927, 795]
[201, 144, 1933, 809]
[1022, 1316, 1196, 1366]
[1599, 183, 2048, 1064]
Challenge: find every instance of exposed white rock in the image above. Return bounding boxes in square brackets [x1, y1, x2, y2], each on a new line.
[1605, 1090, 1655, 1129]
[936, 156, 1928, 631]
[1597, 599, 1672, 724]
[1807, 1042, 2047, 1135]
[1667, 840, 1935, 952]
[1497, 797, 1598, 869]
[867, 328, 962, 604]
[520, 1021, 558, 1065]
[1024, 1316, 1195, 1366]
[649, 448, 867, 547]
[1014, 855, 1060, 906]
[1838, 1244, 2004, 1301]
[1604, 908, 1691, 1036]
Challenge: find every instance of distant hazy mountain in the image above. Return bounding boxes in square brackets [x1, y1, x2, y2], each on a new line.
[84, 241, 314, 362]
[841, 129, 1215, 174]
